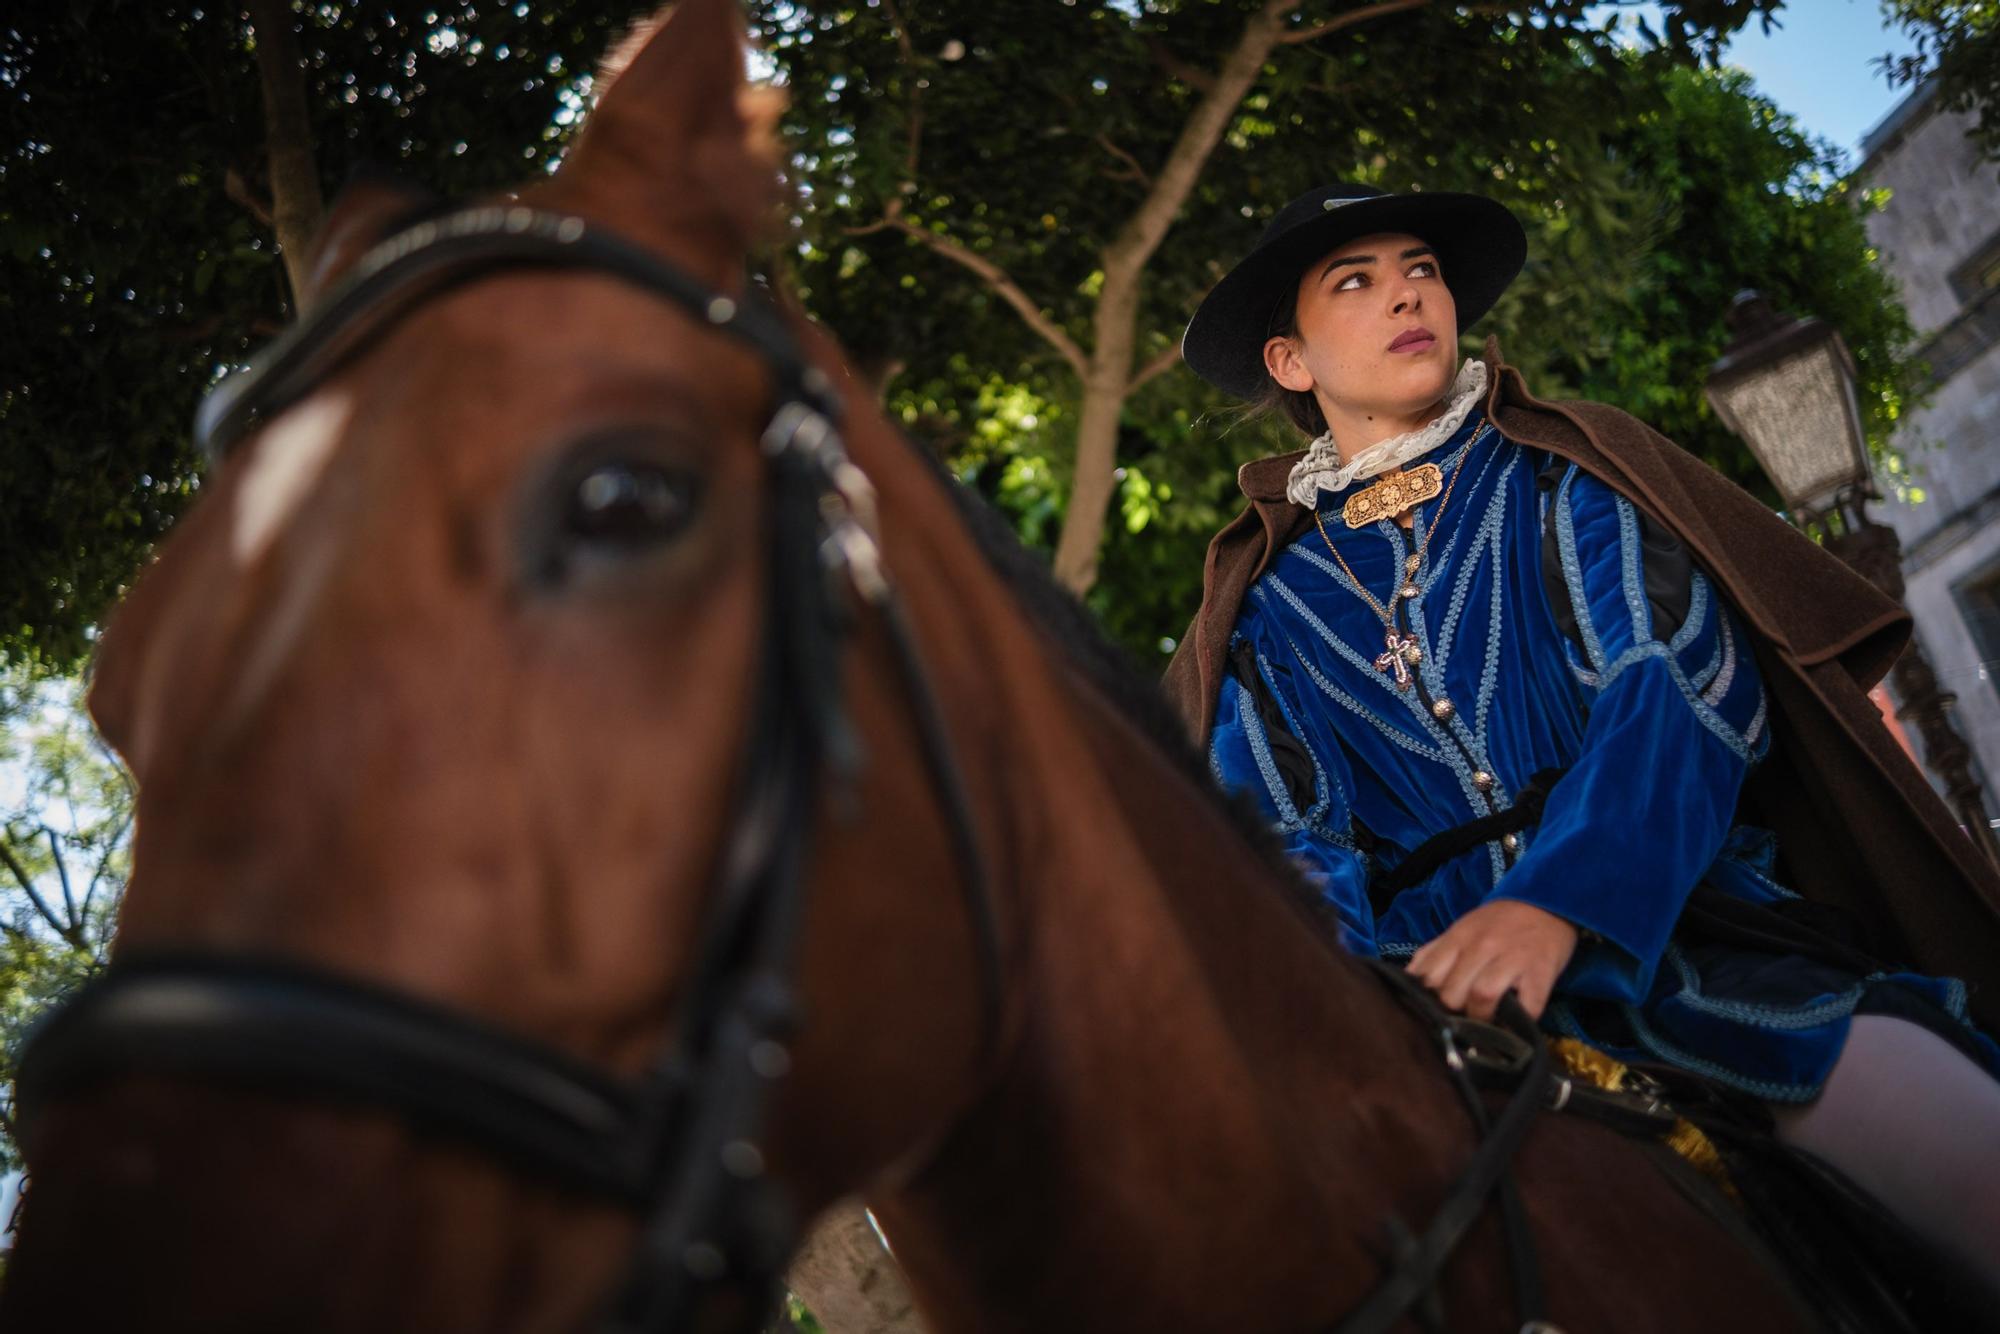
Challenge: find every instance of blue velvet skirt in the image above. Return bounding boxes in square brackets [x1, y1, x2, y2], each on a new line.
[1542, 829, 2000, 1102]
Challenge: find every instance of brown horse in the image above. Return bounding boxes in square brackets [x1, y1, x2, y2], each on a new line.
[1, 2, 1817, 1330]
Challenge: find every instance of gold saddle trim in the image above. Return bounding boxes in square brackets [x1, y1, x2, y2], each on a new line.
[1550, 1037, 1736, 1200]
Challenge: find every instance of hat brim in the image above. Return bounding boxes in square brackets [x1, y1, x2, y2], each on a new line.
[1182, 192, 1526, 401]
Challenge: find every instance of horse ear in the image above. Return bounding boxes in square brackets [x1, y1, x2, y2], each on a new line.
[555, 0, 785, 252]
[295, 170, 437, 309]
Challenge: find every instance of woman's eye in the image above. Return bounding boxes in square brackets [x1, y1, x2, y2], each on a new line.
[1335, 271, 1367, 291]
[1410, 260, 1439, 279]
[564, 462, 699, 549]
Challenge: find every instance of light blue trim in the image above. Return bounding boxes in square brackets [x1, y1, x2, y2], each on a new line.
[1253, 643, 1341, 821]
[1313, 820, 1362, 853]
[1287, 537, 1396, 620]
[1405, 594, 1511, 879]
[1251, 586, 1448, 763]
[1437, 450, 1513, 668]
[1937, 975, 1971, 1022]
[1622, 1006, 1824, 1102]
[1261, 571, 1416, 707]
[1232, 677, 1306, 829]
[1616, 494, 1653, 642]
[1474, 513, 1508, 742]
[1553, 469, 1609, 675]
[1406, 432, 1488, 568]
[1417, 427, 1503, 586]
[1669, 571, 1711, 657]
[1691, 606, 1727, 694]
[1291, 648, 1449, 761]
[1700, 615, 1739, 707]
[1596, 641, 1757, 762]
[1668, 946, 1867, 1028]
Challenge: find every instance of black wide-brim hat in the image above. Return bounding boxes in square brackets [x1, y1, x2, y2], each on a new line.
[1183, 183, 1527, 401]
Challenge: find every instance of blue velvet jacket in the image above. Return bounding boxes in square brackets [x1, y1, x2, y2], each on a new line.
[1209, 410, 1999, 1099]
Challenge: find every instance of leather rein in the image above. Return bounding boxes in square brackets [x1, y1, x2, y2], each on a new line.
[16, 204, 1569, 1334]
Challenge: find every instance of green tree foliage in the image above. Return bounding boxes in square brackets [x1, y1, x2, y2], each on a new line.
[760, 4, 1917, 658]
[756, 0, 1801, 594]
[1542, 62, 1921, 497]
[1, 0, 1934, 675]
[1883, 0, 2000, 159]
[0, 662, 130, 1169]
[0, 1, 630, 669]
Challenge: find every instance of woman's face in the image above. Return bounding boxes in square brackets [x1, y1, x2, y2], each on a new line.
[1263, 230, 1460, 434]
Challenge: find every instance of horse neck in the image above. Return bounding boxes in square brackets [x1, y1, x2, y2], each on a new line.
[869, 574, 1467, 1331]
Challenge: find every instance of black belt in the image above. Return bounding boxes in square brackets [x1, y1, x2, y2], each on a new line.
[1366, 768, 1570, 917]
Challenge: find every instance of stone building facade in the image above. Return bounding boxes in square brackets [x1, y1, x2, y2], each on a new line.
[1856, 81, 2000, 831]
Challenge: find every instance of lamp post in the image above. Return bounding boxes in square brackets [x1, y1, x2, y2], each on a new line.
[1706, 291, 1998, 862]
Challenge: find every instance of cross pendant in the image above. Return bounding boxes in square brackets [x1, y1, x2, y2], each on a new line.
[1372, 627, 1423, 690]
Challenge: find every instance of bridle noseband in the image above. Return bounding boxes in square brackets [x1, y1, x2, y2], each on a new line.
[15, 204, 1006, 1333]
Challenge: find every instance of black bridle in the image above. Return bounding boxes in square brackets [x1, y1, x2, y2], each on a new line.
[14, 203, 1565, 1334]
[14, 203, 1006, 1332]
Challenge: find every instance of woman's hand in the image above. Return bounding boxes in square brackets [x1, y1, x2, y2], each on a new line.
[1407, 899, 1580, 1022]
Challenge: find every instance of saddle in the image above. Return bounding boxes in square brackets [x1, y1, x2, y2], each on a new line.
[1402, 978, 2000, 1334]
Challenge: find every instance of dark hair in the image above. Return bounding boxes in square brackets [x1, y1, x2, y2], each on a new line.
[1249, 287, 1328, 439]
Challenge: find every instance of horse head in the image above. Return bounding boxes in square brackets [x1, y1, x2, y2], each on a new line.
[3, 3, 1026, 1328]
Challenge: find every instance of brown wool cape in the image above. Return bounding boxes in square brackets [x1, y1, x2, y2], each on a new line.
[1162, 337, 2000, 1033]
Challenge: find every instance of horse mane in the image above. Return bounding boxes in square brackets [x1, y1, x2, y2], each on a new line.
[907, 437, 1345, 940]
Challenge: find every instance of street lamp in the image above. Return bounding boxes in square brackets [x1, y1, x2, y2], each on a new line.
[1705, 292, 1872, 515]
[1706, 290, 1999, 862]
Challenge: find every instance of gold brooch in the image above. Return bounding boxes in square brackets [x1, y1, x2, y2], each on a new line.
[1342, 463, 1443, 529]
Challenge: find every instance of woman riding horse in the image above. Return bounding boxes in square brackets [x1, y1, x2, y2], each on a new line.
[0, 2, 1988, 1328]
[1168, 181, 2000, 1292]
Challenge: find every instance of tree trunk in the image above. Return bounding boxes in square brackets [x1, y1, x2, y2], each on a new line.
[784, 1201, 927, 1334]
[244, 0, 324, 306]
[1046, 0, 1298, 593]
[1052, 367, 1135, 592]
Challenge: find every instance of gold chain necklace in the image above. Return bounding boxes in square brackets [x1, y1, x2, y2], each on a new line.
[1312, 441, 1470, 691]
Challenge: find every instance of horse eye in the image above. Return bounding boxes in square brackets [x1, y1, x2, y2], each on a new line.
[563, 462, 699, 549]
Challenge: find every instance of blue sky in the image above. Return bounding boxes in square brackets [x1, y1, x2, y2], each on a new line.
[1604, 1, 1923, 162]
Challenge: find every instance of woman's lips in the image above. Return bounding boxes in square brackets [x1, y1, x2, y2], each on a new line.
[1389, 328, 1436, 353]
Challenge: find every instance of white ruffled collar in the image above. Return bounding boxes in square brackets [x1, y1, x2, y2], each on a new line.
[1284, 359, 1489, 508]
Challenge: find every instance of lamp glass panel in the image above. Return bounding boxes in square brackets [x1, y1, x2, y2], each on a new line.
[1711, 340, 1868, 511]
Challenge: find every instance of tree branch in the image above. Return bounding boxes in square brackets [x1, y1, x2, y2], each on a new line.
[81, 810, 133, 925]
[0, 836, 79, 949]
[877, 0, 924, 207]
[1099, 0, 1302, 298]
[1096, 133, 1153, 188]
[245, 0, 326, 304]
[1278, 0, 1431, 45]
[44, 827, 75, 930]
[1130, 339, 1184, 391]
[224, 166, 275, 229]
[869, 217, 1090, 378]
[1147, 36, 1216, 93]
